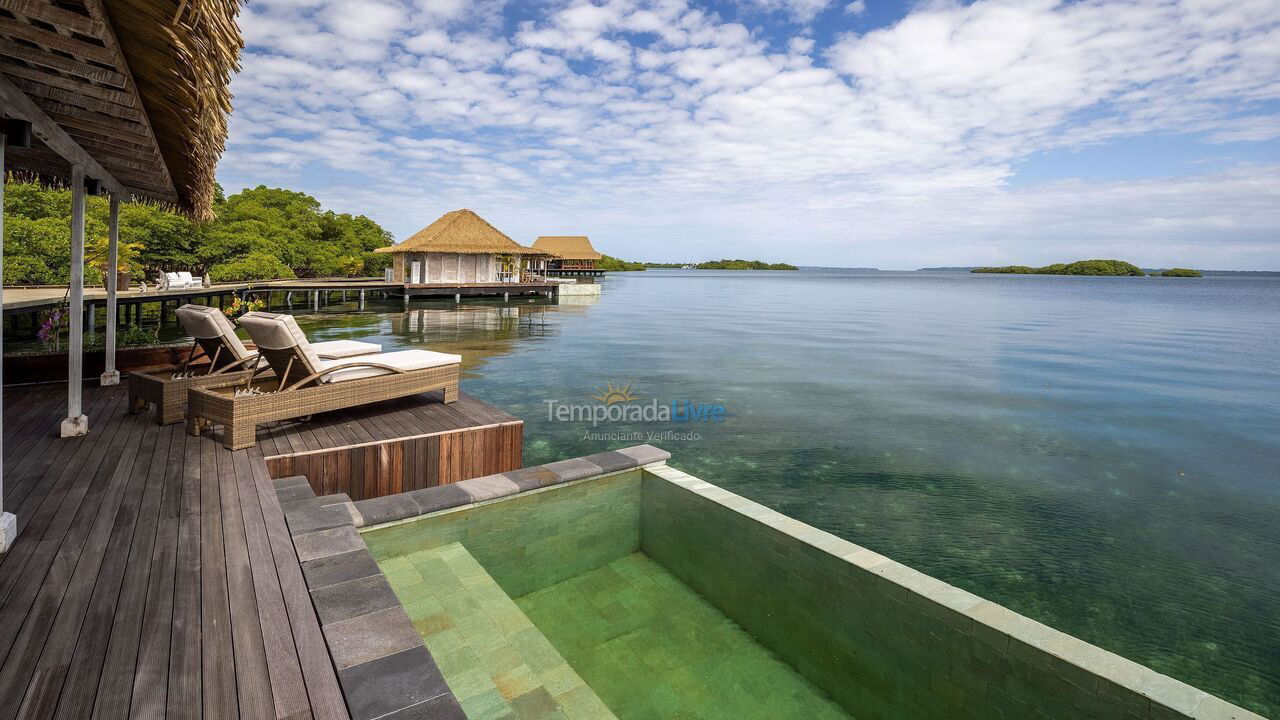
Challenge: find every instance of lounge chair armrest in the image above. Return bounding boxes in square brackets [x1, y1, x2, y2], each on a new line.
[211, 353, 259, 375]
[281, 362, 409, 391]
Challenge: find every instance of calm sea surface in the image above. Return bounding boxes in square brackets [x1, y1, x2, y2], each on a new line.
[291, 270, 1277, 713]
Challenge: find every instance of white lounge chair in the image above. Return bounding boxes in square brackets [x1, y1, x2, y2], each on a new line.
[187, 312, 460, 449]
[128, 304, 381, 424]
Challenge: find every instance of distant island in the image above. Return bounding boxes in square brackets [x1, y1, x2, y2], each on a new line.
[696, 259, 798, 270]
[972, 259, 1147, 276]
[598, 255, 797, 271]
[917, 266, 978, 272]
[1156, 268, 1202, 277]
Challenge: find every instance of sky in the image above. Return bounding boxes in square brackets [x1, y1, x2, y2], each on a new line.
[217, 0, 1280, 270]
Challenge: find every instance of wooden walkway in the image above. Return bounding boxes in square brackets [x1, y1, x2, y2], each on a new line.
[0, 381, 519, 719]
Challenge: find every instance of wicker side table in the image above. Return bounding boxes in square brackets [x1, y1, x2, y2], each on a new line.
[128, 368, 258, 425]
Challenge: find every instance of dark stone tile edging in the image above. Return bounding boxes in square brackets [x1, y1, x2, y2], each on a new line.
[348, 444, 670, 529]
[273, 444, 671, 719]
[275, 475, 466, 720]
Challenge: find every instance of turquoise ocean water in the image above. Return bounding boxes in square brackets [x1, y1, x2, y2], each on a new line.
[275, 270, 1273, 713]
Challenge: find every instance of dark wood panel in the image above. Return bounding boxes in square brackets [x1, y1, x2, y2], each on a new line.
[264, 422, 523, 501]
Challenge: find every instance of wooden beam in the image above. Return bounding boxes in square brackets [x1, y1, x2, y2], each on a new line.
[0, 0, 105, 37]
[47, 108, 153, 144]
[10, 75, 144, 121]
[0, 73, 127, 196]
[27, 96, 145, 129]
[3, 64, 134, 106]
[0, 16, 116, 65]
[65, 125, 154, 154]
[71, 137, 163, 168]
[0, 36, 125, 85]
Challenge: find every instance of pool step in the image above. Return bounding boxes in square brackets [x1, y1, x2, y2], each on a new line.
[380, 542, 618, 720]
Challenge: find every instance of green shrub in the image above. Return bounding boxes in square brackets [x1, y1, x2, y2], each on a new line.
[1161, 268, 1202, 277]
[209, 252, 296, 282]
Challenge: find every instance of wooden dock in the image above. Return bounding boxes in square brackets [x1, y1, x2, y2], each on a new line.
[0, 381, 522, 718]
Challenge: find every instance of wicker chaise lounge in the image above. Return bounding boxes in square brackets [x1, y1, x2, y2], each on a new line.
[186, 312, 461, 449]
[129, 304, 382, 424]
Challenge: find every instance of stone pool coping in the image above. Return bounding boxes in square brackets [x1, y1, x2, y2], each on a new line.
[273, 444, 671, 720]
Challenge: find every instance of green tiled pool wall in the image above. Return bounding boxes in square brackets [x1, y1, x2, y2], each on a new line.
[380, 541, 617, 720]
[639, 466, 1255, 720]
[364, 470, 643, 598]
[515, 551, 852, 720]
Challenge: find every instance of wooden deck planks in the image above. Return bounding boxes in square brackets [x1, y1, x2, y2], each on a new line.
[0, 381, 523, 719]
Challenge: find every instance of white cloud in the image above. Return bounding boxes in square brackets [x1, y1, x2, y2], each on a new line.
[323, 0, 407, 41]
[221, 0, 1280, 269]
[741, 0, 835, 23]
[844, 0, 866, 15]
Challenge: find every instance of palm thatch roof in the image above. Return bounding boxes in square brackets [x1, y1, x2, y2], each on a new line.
[0, 0, 244, 219]
[377, 209, 537, 255]
[533, 236, 602, 260]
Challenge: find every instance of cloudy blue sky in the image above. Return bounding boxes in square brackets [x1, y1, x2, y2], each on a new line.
[218, 0, 1280, 269]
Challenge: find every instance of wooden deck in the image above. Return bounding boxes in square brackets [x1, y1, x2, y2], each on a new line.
[0, 381, 520, 719]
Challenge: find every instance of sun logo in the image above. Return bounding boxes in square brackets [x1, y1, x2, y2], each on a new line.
[593, 381, 638, 405]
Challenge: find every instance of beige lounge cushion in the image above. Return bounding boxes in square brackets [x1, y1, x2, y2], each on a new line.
[238, 312, 325, 376]
[176, 304, 251, 361]
[320, 350, 461, 384]
[310, 340, 382, 359]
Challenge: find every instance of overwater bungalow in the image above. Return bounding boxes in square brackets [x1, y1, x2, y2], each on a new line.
[532, 235, 604, 275]
[378, 209, 549, 285]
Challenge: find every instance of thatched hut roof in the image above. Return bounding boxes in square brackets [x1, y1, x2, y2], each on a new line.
[377, 209, 537, 255]
[0, 0, 244, 219]
[533, 236, 602, 260]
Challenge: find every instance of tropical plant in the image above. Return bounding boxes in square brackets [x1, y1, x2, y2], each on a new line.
[88, 234, 145, 275]
[222, 295, 266, 319]
[37, 304, 69, 351]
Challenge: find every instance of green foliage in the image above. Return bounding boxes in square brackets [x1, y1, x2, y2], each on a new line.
[3, 180, 393, 285]
[209, 251, 296, 282]
[972, 259, 1146, 276]
[597, 254, 648, 271]
[1160, 268, 1202, 277]
[117, 324, 162, 348]
[696, 259, 798, 270]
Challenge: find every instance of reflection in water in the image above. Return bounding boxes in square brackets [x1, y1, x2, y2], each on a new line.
[291, 295, 597, 377]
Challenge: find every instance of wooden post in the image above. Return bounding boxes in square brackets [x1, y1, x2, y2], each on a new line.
[312, 290, 319, 311]
[100, 193, 120, 385]
[359, 288, 365, 310]
[61, 164, 88, 437]
[0, 129, 16, 550]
